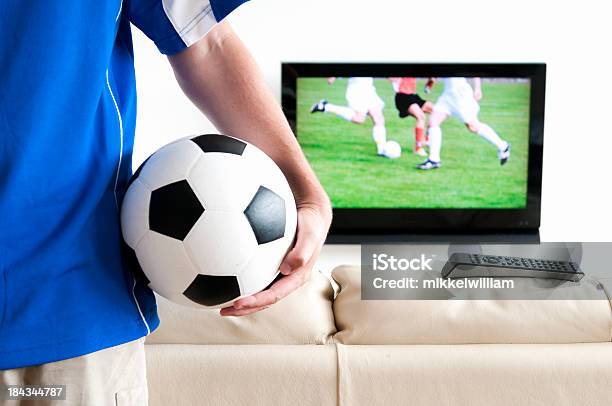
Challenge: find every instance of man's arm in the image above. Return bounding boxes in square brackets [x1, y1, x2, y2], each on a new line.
[167, 21, 332, 316]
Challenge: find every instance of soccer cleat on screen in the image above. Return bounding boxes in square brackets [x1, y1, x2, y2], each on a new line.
[310, 99, 328, 113]
[499, 143, 511, 165]
[416, 159, 441, 170]
[414, 147, 428, 157]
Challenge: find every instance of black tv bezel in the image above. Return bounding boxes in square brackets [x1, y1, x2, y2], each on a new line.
[282, 63, 546, 239]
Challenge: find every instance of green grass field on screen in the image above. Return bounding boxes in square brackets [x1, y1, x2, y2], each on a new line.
[296, 78, 530, 209]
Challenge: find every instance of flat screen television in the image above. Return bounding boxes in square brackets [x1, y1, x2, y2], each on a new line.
[281, 63, 546, 242]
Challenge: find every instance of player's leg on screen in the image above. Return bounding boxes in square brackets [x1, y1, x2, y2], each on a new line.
[465, 120, 511, 165]
[421, 101, 434, 114]
[368, 107, 387, 155]
[417, 110, 446, 170]
[310, 99, 358, 122]
[421, 101, 434, 145]
[408, 104, 427, 156]
[351, 111, 368, 124]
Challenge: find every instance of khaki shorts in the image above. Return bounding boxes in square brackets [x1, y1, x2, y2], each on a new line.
[1, 338, 147, 406]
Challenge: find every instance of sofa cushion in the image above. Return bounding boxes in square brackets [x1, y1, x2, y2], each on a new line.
[332, 265, 612, 344]
[147, 269, 336, 345]
[146, 344, 337, 406]
[337, 343, 612, 406]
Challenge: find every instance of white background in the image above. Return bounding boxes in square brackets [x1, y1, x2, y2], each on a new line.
[132, 0, 612, 269]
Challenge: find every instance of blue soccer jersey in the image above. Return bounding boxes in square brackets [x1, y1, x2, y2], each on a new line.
[0, 0, 248, 370]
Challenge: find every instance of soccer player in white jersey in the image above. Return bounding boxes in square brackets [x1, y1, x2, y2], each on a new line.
[310, 77, 388, 156]
[417, 77, 511, 170]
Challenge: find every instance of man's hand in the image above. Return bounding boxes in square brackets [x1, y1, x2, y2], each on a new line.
[327, 77, 337, 85]
[220, 202, 331, 316]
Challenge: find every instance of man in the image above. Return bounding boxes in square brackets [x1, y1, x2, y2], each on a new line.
[389, 77, 434, 157]
[310, 77, 388, 156]
[0, 1, 331, 404]
[417, 77, 511, 170]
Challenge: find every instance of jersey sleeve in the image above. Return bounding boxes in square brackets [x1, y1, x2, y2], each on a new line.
[127, 0, 249, 55]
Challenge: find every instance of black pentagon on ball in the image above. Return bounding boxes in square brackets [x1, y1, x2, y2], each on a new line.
[127, 156, 150, 188]
[149, 180, 204, 241]
[120, 239, 150, 286]
[183, 274, 241, 307]
[190, 134, 247, 155]
[244, 186, 286, 245]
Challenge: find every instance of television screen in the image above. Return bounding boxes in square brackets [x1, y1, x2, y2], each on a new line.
[296, 76, 531, 209]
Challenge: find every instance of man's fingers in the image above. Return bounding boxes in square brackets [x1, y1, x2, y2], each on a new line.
[228, 253, 318, 316]
[220, 305, 270, 317]
[233, 266, 309, 310]
[279, 229, 318, 275]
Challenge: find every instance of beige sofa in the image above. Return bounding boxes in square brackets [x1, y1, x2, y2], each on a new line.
[145, 266, 612, 406]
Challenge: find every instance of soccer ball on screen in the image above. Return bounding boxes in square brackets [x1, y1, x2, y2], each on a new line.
[121, 134, 297, 308]
[383, 140, 402, 159]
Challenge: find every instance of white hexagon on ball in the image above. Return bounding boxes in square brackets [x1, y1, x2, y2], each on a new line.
[183, 210, 257, 278]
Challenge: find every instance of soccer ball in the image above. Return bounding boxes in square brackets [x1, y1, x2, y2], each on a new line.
[383, 140, 402, 159]
[121, 134, 297, 308]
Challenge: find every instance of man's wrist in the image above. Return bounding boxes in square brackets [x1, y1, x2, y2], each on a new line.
[298, 193, 332, 224]
[294, 182, 330, 207]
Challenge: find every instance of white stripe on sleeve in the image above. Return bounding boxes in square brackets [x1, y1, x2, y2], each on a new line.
[162, 0, 219, 48]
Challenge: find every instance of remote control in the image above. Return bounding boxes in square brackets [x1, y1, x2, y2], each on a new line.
[441, 253, 584, 282]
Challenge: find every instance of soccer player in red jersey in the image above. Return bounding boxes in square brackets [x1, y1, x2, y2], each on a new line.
[389, 77, 434, 156]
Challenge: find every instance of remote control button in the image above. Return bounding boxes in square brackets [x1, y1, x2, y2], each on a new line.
[482, 256, 500, 264]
